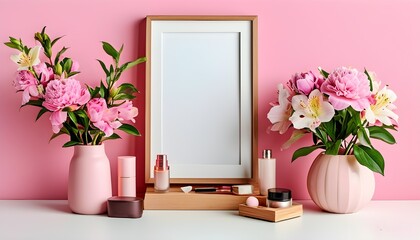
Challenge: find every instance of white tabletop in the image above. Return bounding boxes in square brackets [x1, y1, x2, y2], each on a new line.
[0, 200, 418, 240]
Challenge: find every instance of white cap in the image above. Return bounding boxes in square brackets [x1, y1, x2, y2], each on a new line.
[118, 156, 136, 177]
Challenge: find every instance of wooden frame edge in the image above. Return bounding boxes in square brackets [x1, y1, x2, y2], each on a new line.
[145, 15, 258, 186]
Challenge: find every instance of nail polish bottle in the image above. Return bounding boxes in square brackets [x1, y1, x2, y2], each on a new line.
[154, 154, 170, 192]
[258, 149, 276, 196]
[118, 156, 136, 197]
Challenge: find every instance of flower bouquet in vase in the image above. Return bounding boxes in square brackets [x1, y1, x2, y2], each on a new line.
[267, 67, 398, 213]
[5, 27, 146, 214]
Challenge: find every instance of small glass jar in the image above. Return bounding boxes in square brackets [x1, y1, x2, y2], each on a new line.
[266, 188, 292, 208]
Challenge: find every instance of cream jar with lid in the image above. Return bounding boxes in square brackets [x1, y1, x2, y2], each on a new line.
[266, 188, 292, 208]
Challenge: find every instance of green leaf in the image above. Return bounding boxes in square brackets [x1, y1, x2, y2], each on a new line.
[67, 111, 78, 126]
[4, 42, 22, 51]
[54, 63, 63, 75]
[36, 108, 49, 121]
[99, 81, 106, 98]
[113, 93, 135, 100]
[49, 130, 68, 142]
[51, 36, 64, 47]
[322, 120, 336, 142]
[118, 124, 140, 136]
[347, 107, 362, 125]
[89, 86, 101, 98]
[281, 129, 307, 150]
[9, 37, 21, 45]
[118, 83, 138, 93]
[318, 67, 329, 78]
[368, 126, 396, 144]
[63, 122, 79, 140]
[364, 68, 374, 92]
[118, 44, 124, 55]
[325, 139, 342, 155]
[67, 71, 80, 77]
[21, 99, 43, 108]
[106, 76, 112, 86]
[97, 59, 110, 76]
[124, 57, 147, 71]
[344, 118, 358, 138]
[315, 128, 327, 144]
[353, 145, 385, 175]
[75, 110, 90, 129]
[63, 58, 73, 73]
[54, 47, 68, 65]
[102, 133, 122, 141]
[357, 127, 372, 147]
[102, 41, 119, 60]
[382, 124, 398, 131]
[63, 141, 81, 148]
[292, 145, 325, 161]
[41, 26, 46, 35]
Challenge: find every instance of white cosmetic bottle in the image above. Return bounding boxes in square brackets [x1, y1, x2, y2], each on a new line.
[258, 149, 276, 196]
[118, 156, 136, 197]
[154, 154, 170, 193]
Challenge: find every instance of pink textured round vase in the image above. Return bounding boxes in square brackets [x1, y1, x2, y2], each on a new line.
[307, 153, 375, 214]
[68, 144, 112, 214]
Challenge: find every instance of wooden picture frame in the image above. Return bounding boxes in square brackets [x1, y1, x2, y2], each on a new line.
[145, 16, 258, 187]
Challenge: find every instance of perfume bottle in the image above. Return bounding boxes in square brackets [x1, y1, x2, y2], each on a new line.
[258, 149, 276, 196]
[154, 154, 170, 192]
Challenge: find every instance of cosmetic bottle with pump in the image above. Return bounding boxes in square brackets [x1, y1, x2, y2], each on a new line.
[258, 149, 276, 196]
[154, 154, 170, 192]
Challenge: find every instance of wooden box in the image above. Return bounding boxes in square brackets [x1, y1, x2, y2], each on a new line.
[144, 187, 265, 210]
[238, 203, 303, 222]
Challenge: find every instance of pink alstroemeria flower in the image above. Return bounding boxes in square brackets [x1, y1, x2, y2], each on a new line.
[43, 78, 90, 133]
[289, 89, 335, 132]
[267, 84, 292, 134]
[320, 67, 371, 111]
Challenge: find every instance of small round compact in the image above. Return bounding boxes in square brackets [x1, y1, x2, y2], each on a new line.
[266, 188, 292, 208]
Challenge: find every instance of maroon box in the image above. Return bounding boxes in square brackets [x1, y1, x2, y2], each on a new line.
[107, 196, 144, 218]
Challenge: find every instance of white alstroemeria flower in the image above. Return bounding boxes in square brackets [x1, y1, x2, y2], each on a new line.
[10, 46, 41, 70]
[289, 89, 335, 132]
[365, 85, 398, 126]
[267, 84, 292, 134]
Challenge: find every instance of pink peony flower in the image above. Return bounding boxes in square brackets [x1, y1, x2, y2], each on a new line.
[43, 78, 90, 112]
[287, 71, 324, 96]
[87, 98, 122, 137]
[33, 62, 54, 84]
[117, 101, 138, 123]
[14, 70, 40, 104]
[43, 78, 90, 133]
[49, 111, 67, 134]
[86, 98, 107, 122]
[320, 67, 371, 111]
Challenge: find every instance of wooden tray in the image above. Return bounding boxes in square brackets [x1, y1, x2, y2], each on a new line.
[144, 187, 265, 210]
[239, 203, 303, 222]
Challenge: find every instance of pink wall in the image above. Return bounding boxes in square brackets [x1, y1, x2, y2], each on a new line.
[0, 0, 419, 200]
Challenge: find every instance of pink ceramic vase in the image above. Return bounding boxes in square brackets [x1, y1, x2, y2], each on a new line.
[307, 153, 375, 214]
[68, 144, 112, 214]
